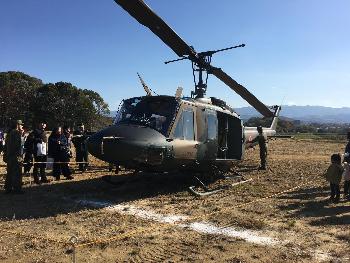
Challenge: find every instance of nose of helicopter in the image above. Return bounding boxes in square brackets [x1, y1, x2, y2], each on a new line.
[87, 124, 167, 163]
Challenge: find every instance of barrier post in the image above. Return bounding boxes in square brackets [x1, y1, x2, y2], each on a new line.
[69, 235, 78, 263]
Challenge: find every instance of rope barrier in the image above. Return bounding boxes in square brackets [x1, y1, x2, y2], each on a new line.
[1, 229, 69, 245]
[69, 178, 324, 249]
[189, 178, 321, 221]
[23, 161, 89, 165]
[0, 171, 326, 254]
[74, 225, 158, 249]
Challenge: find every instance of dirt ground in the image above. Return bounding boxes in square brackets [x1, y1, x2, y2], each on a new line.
[0, 138, 349, 263]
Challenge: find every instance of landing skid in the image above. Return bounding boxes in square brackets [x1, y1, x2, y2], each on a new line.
[188, 172, 252, 197]
[101, 175, 126, 186]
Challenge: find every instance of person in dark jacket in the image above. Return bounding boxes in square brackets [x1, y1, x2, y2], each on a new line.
[48, 126, 73, 180]
[344, 131, 350, 163]
[252, 126, 267, 170]
[325, 153, 344, 203]
[0, 129, 5, 155]
[72, 124, 89, 172]
[31, 122, 49, 184]
[4, 120, 24, 194]
[63, 126, 73, 158]
[23, 132, 34, 174]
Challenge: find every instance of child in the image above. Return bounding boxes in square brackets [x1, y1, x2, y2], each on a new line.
[343, 161, 350, 199]
[325, 153, 344, 203]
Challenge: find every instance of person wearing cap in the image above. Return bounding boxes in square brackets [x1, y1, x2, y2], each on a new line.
[72, 123, 89, 172]
[252, 125, 267, 170]
[3, 120, 24, 194]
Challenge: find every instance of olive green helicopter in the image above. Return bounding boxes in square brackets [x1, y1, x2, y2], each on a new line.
[87, 0, 281, 193]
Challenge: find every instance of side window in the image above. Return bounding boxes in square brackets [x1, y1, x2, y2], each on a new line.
[207, 113, 217, 140]
[183, 110, 194, 140]
[173, 112, 183, 139]
[173, 109, 194, 140]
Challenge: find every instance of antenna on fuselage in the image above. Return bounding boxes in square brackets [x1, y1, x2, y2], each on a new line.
[175, 87, 183, 99]
[137, 72, 158, 96]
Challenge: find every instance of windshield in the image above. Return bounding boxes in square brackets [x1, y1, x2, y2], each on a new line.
[114, 96, 179, 136]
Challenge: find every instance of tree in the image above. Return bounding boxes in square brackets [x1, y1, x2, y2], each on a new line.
[82, 89, 111, 130]
[0, 71, 42, 128]
[31, 82, 111, 130]
[0, 71, 111, 130]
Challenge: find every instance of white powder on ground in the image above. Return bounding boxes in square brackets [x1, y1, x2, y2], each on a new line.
[77, 199, 280, 246]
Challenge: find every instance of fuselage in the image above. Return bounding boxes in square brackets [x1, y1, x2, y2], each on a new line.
[87, 95, 280, 172]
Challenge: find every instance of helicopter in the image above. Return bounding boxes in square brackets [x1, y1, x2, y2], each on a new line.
[87, 0, 281, 177]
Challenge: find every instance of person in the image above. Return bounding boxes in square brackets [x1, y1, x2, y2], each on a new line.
[344, 131, 350, 163]
[252, 126, 267, 170]
[48, 126, 73, 180]
[324, 153, 344, 203]
[72, 123, 89, 172]
[3, 120, 24, 194]
[0, 129, 5, 155]
[343, 161, 350, 200]
[23, 131, 34, 174]
[63, 126, 73, 157]
[31, 122, 49, 184]
[20, 127, 27, 156]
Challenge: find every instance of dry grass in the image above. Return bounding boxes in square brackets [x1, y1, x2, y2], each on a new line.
[0, 138, 350, 262]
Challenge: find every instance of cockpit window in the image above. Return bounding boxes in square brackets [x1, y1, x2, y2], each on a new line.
[114, 96, 178, 136]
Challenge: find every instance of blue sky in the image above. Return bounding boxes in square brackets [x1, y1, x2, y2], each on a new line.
[1, 0, 349, 110]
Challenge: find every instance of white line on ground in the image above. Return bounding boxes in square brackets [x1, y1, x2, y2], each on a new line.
[77, 199, 281, 246]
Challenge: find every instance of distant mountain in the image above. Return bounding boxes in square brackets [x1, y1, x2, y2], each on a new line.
[236, 105, 350, 124]
[109, 111, 117, 118]
[110, 106, 350, 124]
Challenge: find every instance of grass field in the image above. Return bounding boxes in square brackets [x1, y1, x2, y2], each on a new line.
[1, 138, 349, 262]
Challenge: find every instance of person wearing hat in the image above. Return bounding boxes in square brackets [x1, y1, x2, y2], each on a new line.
[72, 123, 89, 172]
[3, 120, 24, 194]
[251, 125, 268, 170]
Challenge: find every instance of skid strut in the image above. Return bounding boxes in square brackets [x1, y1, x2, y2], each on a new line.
[188, 174, 252, 197]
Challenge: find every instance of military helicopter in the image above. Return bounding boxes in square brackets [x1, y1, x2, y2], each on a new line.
[87, 0, 281, 177]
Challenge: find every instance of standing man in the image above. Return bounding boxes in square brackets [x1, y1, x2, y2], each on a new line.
[31, 122, 49, 184]
[0, 129, 5, 155]
[344, 131, 350, 163]
[72, 123, 89, 172]
[48, 126, 73, 180]
[3, 120, 24, 194]
[252, 126, 268, 170]
[23, 131, 34, 174]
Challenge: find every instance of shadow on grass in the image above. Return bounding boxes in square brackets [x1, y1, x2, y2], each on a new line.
[0, 170, 194, 221]
[277, 184, 350, 226]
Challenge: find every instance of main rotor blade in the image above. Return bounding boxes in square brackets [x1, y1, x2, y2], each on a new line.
[211, 68, 274, 117]
[114, 0, 195, 58]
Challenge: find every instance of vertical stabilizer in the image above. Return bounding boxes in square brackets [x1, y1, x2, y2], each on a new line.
[270, 105, 281, 130]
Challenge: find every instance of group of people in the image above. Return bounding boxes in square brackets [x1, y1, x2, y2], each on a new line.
[2, 120, 89, 194]
[324, 132, 350, 203]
